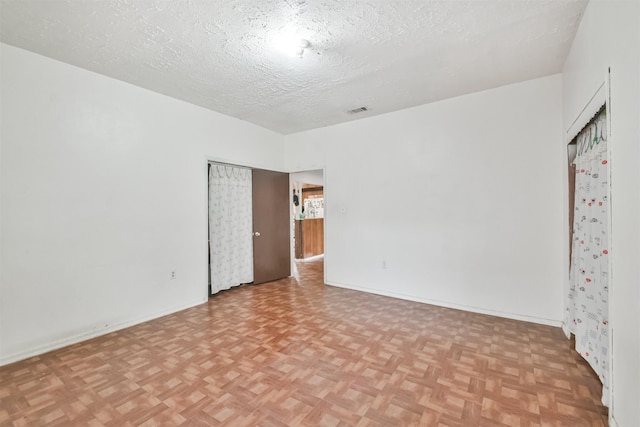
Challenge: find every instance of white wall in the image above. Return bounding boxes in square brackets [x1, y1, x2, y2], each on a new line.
[0, 43, 285, 365]
[286, 74, 565, 325]
[562, 1, 640, 425]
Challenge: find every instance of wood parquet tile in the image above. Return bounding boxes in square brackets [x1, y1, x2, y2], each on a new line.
[0, 258, 608, 426]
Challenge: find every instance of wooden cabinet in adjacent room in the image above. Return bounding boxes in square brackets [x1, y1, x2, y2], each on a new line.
[294, 218, 324, 259]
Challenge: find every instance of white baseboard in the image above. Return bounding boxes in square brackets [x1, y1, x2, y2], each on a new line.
[0, 298, 207, 367]
[325, 280, 562, 327]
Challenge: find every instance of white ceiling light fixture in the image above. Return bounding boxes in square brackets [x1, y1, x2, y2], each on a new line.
[272, 30, 312, 58]
[296, 39, 310, 58]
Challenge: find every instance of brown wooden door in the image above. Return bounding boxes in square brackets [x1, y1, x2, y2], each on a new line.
[252, 169, 291, 284]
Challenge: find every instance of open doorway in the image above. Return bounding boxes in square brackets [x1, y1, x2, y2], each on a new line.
[289, 170, 325, 280]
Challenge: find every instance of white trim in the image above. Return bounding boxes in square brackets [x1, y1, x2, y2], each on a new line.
[604, 66, 614, 412]
[0, 298, 206, 367]
[326, 280, 562, 327]
[321, 166, 328, 287]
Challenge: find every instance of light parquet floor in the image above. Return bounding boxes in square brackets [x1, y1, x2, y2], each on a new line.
[0, 258, 608, 426]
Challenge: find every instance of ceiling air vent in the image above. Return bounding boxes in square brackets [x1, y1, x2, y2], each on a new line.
[347, 106, 368, 114]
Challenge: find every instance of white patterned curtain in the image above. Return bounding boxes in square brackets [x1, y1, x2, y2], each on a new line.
[563, 109, 609, 404]
[209, 164, 253, 294]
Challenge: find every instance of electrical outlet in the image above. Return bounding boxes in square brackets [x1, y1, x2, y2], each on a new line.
[382, 260, 387, 269]
[170, 270, 177, 280]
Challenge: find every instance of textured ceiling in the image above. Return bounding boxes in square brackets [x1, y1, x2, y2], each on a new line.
[0, 0, 587, 134]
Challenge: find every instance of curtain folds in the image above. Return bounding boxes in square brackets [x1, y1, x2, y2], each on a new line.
[563, 109, 609, 404]
[208, 164, 253, 294]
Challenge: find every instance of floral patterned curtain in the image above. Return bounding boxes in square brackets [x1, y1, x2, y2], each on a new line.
[563, 108, 609, 404]
[209, 164, 253, 294]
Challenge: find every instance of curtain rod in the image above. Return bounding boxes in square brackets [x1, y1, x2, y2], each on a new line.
[566, 81, 606, 142]
[570, 104, 607, 144]
[566, 81, 605, 133]
[208, 161, 252, 171]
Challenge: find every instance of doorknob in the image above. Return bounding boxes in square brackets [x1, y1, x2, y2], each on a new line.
[253, 231, 261, 237]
